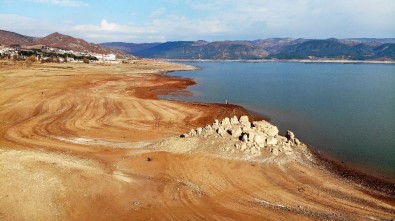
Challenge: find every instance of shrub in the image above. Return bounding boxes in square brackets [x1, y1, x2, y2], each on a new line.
[28, 55, 37, 63]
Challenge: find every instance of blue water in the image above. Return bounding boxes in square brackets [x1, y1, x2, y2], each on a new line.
[162, 61, 395, 180]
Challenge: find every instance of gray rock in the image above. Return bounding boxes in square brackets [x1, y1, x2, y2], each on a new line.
[203, 124, 213, 135]
[217, 127, 226, 137]
[286, 130, 295, 141]
[271, 147, 279, 156]
[253, 120, 279, 137]
[221, 117, 231, 126]
[241, 124, 251, 132]
[239, 115, 251, 128]
[212, 119, 220, 130]
[196, 127, 203, 136]
[189, 129, 197, 137]
[242, 134, 248, 142]
[239, 115, 249, 124]
[254, 134, 265, 147]
[266, 137, 278, 146]
[229, 127, 242, 138]
[230, 116, 239, 125]
[247, 131, 255, 142]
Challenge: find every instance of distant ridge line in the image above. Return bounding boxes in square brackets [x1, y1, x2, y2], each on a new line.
[101, 38, 395, 61]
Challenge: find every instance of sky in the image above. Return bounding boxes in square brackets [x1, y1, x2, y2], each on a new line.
[0, 0, 394, 43]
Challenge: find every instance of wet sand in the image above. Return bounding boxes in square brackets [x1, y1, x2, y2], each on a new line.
[0, 60, 394, 220]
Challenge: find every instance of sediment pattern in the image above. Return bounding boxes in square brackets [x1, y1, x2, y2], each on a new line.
[0, 61, 394, 221]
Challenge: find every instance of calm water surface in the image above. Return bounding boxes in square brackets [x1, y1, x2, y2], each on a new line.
[162, 62, 395, 180]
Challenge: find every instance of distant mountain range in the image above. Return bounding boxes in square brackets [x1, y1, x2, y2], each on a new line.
[0, 30, 128, 57]
[102, 38, 395, 61]
[2, 30, 393, 61]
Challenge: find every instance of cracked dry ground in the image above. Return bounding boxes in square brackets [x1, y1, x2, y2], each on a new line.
[0, 61, 394, 221]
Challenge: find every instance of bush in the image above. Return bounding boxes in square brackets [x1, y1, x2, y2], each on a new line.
[83, 58, 89, 64]
[28, 55, 37, 63]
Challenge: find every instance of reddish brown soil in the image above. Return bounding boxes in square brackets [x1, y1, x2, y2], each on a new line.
[0, 60, 393, 221]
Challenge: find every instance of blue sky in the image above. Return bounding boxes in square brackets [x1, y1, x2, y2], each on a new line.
[1, 0, 394, 43]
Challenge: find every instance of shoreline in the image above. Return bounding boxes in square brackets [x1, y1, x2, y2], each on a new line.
[163, 58, 395, 64]
[160, 63, 395, 188]
[310, 149, 395, 194]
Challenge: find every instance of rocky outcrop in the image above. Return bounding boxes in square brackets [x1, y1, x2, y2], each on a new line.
[182, 115, 306, 156]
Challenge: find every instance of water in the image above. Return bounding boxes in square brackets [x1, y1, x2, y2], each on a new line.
[162, 61, 395, 180]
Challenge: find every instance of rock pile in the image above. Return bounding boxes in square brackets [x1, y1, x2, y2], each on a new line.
[182, 115, 305, 156]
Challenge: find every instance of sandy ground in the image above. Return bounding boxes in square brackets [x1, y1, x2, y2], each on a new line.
[0, 60, 394, 221]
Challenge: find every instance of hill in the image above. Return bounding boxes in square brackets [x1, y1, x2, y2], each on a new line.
[131, 41, 269, 60]
[0, 30, 129, 58]
[102, 38, 395, 61]
[271, 39, 369, 59]
[373, 43, 395, 59]
[270, 39, 395, 60]
[100, 42, 160, 54]
[0, 30, 36, 46]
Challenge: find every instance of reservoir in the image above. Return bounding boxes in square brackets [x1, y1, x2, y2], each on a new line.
[162, 61, 395, 180]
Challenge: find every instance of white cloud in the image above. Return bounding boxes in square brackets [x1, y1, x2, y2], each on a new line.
[2, 0, 394, 42]
[150, 8, 167, 18]
[73, 19, 127, 32]
[0, 14, 59, 37]
[32, 0, 88, 7]
[69, 16, 229, 42]
[187, 0, 395, 39]
[72, 19, 152, 34]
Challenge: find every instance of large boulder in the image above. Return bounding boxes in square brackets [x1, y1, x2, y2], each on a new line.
[239, 115, 251, 127]
[252, 120, 279, 137]
[242, 134, 248, 143]
[203, 124, 213, 135]
[221, 117, 231, 126]
[189, 129, 197, 137]
[230, 116, 239, 125]
[212, 119, 220, 130]
[196, 127, 203, 136]
[294, 138, 301, 146]
[239, 115, 249, 124]
[247, 131, 256, 143]
[286, 130, 295, 141]
[266, 137, 278, 146]
[254, 134, 266, 147]
[229, 127, 242, 138]
[217, 127, 226, 137]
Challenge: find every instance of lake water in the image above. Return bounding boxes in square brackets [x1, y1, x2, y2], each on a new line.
[162, 61, 395, 180]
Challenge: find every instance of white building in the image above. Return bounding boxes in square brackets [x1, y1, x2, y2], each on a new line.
[93, 53, 116, 61]
[104, 53, 116, 61]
